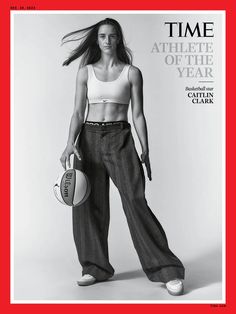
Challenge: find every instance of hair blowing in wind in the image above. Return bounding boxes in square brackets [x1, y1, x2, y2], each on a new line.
[61, 18, 133, 68]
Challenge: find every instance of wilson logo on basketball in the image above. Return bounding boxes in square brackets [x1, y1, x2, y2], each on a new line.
[63, 173, 73, 197]
[53, 168, 91, 206]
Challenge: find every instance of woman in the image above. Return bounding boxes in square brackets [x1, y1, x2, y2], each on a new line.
[60, 17, 185, 296]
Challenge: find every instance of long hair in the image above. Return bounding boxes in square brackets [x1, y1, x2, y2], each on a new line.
[61, 17, 133, 67]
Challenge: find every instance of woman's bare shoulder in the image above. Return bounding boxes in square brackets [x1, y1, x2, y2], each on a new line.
[128, 65, 143, 83]
[76, 65, 89, 84]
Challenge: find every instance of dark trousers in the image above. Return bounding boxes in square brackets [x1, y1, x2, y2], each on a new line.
[72, 121, 185, 283]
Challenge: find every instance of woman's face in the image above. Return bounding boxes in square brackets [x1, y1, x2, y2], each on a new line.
[97, 24, 119, 54]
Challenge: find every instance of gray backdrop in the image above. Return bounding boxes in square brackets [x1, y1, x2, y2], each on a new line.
[12, 12, 224, 302]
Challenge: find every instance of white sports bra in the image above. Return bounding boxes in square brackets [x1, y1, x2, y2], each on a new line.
[86, 64, 131, 105]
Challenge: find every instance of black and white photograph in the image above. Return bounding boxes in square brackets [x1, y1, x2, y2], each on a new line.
[11, 11, 225, 302]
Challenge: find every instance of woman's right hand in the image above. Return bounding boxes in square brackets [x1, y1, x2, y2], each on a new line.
[60, 142, 81, 170]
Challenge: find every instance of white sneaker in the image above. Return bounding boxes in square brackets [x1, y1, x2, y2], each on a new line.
[77, 274, 96, 286]
[166, 279, 184, 296]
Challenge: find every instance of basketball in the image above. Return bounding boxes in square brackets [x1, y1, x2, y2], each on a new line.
[53, 168, 91, 206]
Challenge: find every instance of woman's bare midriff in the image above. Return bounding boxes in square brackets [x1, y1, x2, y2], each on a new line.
[85, 102, 129, 122]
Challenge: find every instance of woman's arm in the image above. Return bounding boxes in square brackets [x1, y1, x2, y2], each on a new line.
[67, 66, 88, 145]
[60, 66, 87, 169]
[129, 66, 152, 180]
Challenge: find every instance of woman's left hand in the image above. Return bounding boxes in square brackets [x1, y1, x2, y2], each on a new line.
[140, 151, 152, 181]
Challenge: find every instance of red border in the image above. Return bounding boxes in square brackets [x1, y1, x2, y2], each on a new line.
[1, 0, 235, 313]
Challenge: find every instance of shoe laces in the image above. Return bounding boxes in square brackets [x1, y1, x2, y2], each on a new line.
[167, 279, 182, 286]
[83, 274, 95, 279]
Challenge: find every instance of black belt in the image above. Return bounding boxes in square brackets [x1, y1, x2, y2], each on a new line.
[85, 120, 128, 126]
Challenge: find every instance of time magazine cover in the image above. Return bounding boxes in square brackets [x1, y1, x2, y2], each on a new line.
[0, 0, 235, 313]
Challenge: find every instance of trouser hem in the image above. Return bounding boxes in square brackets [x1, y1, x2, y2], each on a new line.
[144, 265, 185, 283]
[82, 265, 115, 282]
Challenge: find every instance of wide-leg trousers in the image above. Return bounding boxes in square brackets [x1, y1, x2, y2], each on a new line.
[72, 121, 185, 283]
